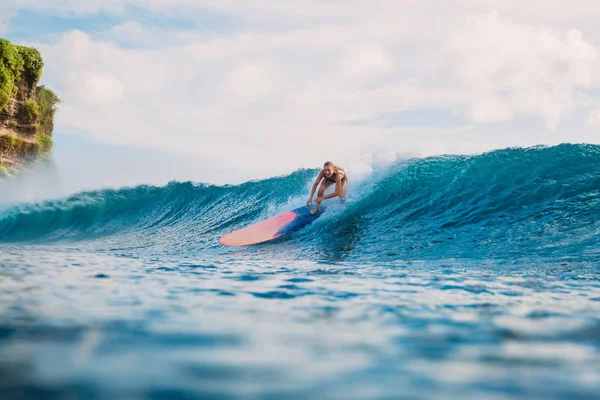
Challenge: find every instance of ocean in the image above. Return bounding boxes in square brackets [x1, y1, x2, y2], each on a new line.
[1, 143, 599, 399]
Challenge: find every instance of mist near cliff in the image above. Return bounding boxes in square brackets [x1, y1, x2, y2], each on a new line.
[0, 133, 256, 205]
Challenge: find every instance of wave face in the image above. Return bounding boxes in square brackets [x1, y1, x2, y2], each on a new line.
[1, 144, 599, 262]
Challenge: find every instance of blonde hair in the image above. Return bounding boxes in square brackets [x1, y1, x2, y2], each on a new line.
[323, 161, 335, 168]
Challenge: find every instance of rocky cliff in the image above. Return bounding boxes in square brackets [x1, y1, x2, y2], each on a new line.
[0, 38, 59, 178]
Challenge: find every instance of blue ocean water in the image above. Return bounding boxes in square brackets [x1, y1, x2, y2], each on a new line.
[1, 143, 600, 399]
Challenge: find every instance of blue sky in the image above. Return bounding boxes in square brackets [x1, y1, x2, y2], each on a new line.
[7, 10, 122, 41]
[2, 1, 600, 187]
[3, 5, 242, 49]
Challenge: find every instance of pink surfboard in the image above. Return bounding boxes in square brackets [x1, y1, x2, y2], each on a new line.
[219, 205, 324, 246]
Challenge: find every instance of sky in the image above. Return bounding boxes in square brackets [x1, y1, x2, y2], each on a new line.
[1, 0, 600, 188]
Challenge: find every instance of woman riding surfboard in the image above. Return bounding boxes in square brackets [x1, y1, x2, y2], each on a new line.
[306, 161, 348, 215]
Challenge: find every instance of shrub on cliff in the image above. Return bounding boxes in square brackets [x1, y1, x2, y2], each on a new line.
[0, 39, 24, 110]
[0, 38, 44, 111]
[37, 133, 53, 153]
[17, 45, 43, 85]
[19, 99, 40, 124]
[36, 86, 60, 135]
[0, 63, 15, 110]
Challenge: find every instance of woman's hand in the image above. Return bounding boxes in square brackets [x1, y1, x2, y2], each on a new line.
[306, 198, 313, 206]
[316, 196, 323, 204]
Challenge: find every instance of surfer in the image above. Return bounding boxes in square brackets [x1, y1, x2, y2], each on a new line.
[306, 161, 348, 215]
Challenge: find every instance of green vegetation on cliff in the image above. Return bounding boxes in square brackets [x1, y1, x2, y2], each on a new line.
[0, 38, 44, 110]
[36, 86, 60, 135]
[0, 40, 22, 110]
[38, 132, 53, 152]
[19, 99, 40, 123]
[18, 45, 44, 85]
[0, 38, 57, 179]
[0, 133, 46, 160]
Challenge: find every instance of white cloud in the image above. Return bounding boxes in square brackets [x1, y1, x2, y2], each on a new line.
[586, 108, 600, 126]
[0, 3, 18, 36]
[13, 0, 127, 15]
[81, 72, 124, 103]
[106, 21, 145, 41]
[225, 62, 275, 101]
[9, 2, 600, 183]
[341, 43, 393, 80]
[450, 13, 599, 129]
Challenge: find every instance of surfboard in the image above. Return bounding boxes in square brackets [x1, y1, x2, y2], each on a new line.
[219, 205, 325, 246]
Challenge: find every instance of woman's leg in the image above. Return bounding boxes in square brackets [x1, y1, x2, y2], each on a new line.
[311, 180, 331, 214]
[317, 179, 332, 198]
[339, 179, 347, 200]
